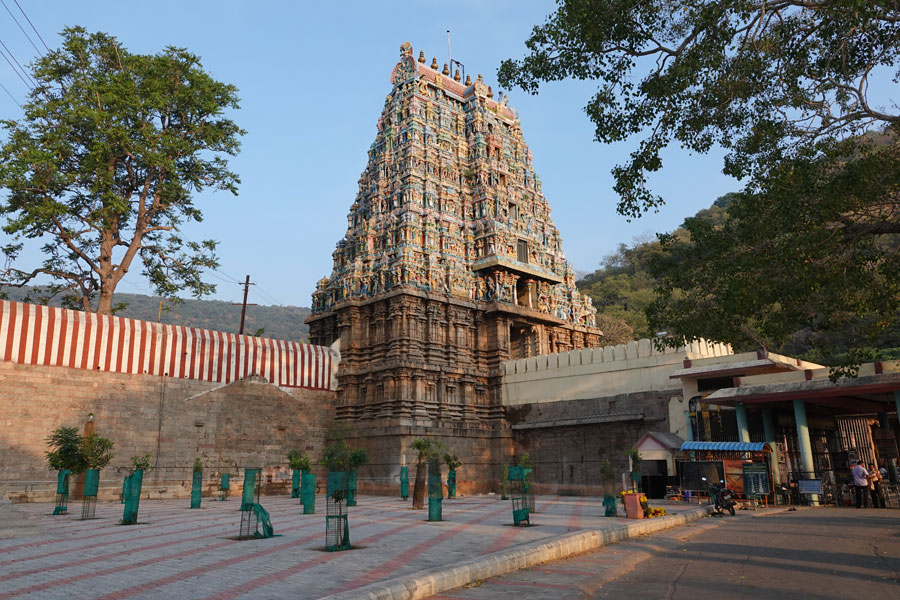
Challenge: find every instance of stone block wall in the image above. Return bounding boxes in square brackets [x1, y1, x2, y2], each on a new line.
[506, 391, 678, 496]
[0, 361, 335, 502]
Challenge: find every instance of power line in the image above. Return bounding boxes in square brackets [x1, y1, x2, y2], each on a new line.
[0, 36, 34, 89]
[12, 0, 49, 54]
[1, 0, 41, 57]
[0, 78, 20, 107]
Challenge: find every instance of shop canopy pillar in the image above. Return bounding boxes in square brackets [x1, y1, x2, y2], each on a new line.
[793, 399, 819, 505]
[895, 390, 900, 428]
[736, 402, 750, 443]
[684, 410, 694, 442]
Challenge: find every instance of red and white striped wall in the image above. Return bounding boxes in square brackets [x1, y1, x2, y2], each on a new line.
[0, 299, 334, 390]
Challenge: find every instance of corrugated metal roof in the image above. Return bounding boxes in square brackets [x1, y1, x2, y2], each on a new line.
[680, 441, 768, 452]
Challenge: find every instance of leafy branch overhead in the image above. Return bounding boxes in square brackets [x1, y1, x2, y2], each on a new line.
[504, 2, 899, 364]
[0, 26, 245, 314]
[499, 1, 900, 217]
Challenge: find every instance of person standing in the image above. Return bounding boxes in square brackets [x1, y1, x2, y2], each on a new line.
[851, 460, 869, 508]
[868, 463, 884, 508]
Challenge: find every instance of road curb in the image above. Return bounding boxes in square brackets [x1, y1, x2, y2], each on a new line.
[322, 504, 715, 600]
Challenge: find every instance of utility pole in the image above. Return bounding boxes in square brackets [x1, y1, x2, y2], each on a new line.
[232, 275, 256, 335]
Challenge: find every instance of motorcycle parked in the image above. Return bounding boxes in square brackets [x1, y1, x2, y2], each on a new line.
[702, 476, 736, 515]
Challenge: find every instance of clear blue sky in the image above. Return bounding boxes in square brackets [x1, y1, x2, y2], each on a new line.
[0, 1, 736, 308]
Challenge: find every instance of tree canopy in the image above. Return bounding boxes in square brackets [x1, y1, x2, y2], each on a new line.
[503, 2, 899, 364]
[499, 1, 900, 218]
[0, 27, 244, 314]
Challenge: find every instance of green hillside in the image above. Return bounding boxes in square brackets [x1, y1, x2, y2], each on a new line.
[1, 287, 311, 342]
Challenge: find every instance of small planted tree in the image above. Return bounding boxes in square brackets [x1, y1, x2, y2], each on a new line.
[444, 453, 461, 499]
[519, 451, 536, 513]
[411, 438, 436, 510]
[122, 454, 150, 525]
[426, 447, 446, 521]
[190, 457, 203, 509]
[46, 427, 82, 515]
[46, 427, 87, 473]
[79, 433, 114, 520]
[501, 463, 509, 500]
[347, 449, 369, 507]
[601, 459, 617, 517]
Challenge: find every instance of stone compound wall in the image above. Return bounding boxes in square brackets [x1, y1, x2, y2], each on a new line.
[0, 299, 338, 502]
[500, 339, 732, 495]
[0, 362, 334, 502]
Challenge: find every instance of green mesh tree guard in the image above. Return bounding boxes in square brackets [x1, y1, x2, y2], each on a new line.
[291, 469, 301, 498]
[400, 466, 409, 500]
[326, 471, 350, 551]
[191, 471, 203, 509]
[523, 467, 536, 514]
[508, 465, 529, 526]
[427, 467, 443, 522]
[301, 471, 316, 514]
[239, 468, 272, 540]
[447, 469, 457, 499]
[251, 503, 276, 538]
[603, 494, 618, 517]
[120, 476, 128, 504]
[121, 470, 143, 525]
[53, 470, 70, 515]
[347, 470, 358, 506]
[219, 473, 230, 501]
[80, 469, 100, 520]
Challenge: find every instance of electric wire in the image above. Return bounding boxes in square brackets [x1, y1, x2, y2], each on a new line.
[0, 36, 33, 88]
[0, 78, 20, 106]
[1, 0, 41, 57]
[12, 0, 49, 53]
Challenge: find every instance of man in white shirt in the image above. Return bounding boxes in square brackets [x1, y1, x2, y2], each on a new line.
[851, 460, 869, 508]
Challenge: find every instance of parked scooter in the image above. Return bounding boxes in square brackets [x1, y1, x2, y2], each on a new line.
[702, 476, 737, 515]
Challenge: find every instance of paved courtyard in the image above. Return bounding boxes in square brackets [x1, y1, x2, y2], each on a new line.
[0, 493, 698, 599]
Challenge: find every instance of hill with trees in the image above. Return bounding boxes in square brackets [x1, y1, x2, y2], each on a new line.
[1, 286, 310, 342]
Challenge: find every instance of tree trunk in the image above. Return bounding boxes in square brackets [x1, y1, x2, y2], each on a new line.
[96, 284, 117, 315]
[412, 459, 426, 509]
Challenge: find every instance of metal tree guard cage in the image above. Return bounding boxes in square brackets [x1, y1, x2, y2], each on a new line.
[347, 470, 358, 507]
[81, 469, 100, 520]
[427, 464, 443, 522]
[400, 466, 409, 500]
[603, 494, 618, 517]
[239, 468, 266, 540]
[292, 469, 301, 499]
[53, 470, 70, 515]
[326, 471, 350, 551]
[121, 470, 143, 525]
[301, 470, 316, 514]
[523, 467, 536, 514]
[508, 465, 530, 526]
[447, 469, 457, 498]
[191, 471, 203, 509]
[120, 475, 129, 504]
[219, 473, 230, 501]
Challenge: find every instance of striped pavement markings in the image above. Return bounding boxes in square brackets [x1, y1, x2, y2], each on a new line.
[0, 494, 689, 599]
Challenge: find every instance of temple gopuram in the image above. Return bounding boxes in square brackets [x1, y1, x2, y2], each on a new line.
[307, 43, 603, 493]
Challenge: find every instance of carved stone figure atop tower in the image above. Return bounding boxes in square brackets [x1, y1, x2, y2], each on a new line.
[308, 43, 602, 493]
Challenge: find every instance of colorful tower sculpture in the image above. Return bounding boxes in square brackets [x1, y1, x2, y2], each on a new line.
[308, 43, 602, 493]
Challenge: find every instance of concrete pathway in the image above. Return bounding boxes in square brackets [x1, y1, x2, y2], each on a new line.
[0, 501, 44, 540]
[427, 507, 900, 600]
[0, 494, 699, 599]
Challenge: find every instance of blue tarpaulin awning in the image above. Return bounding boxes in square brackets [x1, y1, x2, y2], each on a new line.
[680, 441, 769, 452]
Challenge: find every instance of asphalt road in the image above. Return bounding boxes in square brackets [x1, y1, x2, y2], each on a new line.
[431, 507, 900, 600]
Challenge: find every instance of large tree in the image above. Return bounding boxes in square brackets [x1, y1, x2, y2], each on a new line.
[0, 27, 244, 314]
[500, 1, 899, 362]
